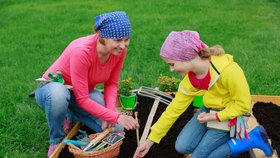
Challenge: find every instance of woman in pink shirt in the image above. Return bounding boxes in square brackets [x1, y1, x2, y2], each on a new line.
[35, 11, 139, 157]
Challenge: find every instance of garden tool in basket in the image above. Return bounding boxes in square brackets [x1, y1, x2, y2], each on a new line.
[137, 86, 173, 144]
[89, 132, 125, 152]
[83, 128, 114, 151]
[63, 130, 91, 149]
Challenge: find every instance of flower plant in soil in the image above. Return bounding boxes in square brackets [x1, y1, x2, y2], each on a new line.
[157, 74, 179, 92]
[119, 77, 133, 96]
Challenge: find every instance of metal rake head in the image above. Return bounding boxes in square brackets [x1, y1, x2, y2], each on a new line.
[136, 86, 173, 105]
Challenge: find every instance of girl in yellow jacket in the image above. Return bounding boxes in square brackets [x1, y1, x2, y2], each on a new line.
[134, 30, 273, 158]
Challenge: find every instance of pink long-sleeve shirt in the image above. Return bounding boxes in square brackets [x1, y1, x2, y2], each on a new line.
[42, 34, 126, 123]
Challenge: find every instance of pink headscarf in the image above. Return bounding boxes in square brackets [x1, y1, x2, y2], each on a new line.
[160, 30, 208, 61]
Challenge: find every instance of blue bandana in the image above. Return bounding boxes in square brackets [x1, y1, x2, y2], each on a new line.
[95, 11, 131, 39]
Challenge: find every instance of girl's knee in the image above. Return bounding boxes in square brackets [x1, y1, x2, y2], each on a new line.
[175, 139, 193, 154]
[175, 141, 208, 158]
[191, 149, 208, 158]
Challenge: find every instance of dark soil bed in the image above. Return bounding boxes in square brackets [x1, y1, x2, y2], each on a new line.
[118, 95, 249, 158]
[119, 95, 194, 158]
[252, 102, 280, 155]
[59, 95, 280, 158]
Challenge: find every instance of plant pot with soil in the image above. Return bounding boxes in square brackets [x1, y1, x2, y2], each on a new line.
[119, 77, 137, 110]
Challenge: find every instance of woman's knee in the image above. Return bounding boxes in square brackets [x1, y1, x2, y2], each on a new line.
[50, 83, 70, 111]
[89, 89, 104, 106]
[37, 82, 70, 114]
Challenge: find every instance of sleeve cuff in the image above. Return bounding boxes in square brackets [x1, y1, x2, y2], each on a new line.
[215, 113, 221, 122]
[147, 132, 161, 144]
[114, 113, 121, 124]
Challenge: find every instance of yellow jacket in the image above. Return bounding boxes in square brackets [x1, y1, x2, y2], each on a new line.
[148, 54, 251, 143]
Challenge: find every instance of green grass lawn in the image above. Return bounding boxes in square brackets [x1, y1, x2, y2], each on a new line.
[0, 0, 279, 157]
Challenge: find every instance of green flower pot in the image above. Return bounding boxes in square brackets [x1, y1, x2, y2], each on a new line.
[193, 96, 203, 108]
[119, 93, 137, 110]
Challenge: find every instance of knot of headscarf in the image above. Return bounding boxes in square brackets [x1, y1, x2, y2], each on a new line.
[95, 11, 131, 39]
[160, 30, 208, 61]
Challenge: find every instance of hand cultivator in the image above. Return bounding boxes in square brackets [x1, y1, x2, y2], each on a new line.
[137, 86, 173, 145]
[136, 86, 173, 105]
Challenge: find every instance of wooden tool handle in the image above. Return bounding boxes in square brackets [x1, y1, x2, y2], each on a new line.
[139, 98, 160, 144]
[135, 112, 140, 146]
[90, 128, 113, 146]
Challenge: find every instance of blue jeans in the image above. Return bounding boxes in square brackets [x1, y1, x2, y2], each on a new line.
[35, 82, 122, 145]
[175, 106, 232, 158]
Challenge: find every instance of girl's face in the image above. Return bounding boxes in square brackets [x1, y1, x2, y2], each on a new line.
[103, 38, 130, 56]
[161, 57, 192, 75]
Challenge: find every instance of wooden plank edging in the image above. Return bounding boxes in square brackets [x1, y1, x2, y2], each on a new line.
[49, 122, 82, 158]
[251, 95, 280, 106]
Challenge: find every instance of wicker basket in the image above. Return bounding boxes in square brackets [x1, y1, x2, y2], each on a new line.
[68, 134, 123, 158]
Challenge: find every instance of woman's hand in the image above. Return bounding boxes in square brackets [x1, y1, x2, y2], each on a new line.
[101, 120, 114, 130]
[197, 112, 216, 123]
[117, 114, 139, 130]
[133, 139, 154, 158]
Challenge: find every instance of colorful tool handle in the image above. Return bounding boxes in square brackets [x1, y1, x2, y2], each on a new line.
[63, 140, 86, 146]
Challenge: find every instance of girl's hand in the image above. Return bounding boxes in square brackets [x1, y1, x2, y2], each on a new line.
[133, 139, 154, 158]
[117, 114, 139, 130]
[197, 112, 216, 123]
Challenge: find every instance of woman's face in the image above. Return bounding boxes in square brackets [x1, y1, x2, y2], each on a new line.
[161, 57, 192, 75]
[103, 38, 130, 56]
